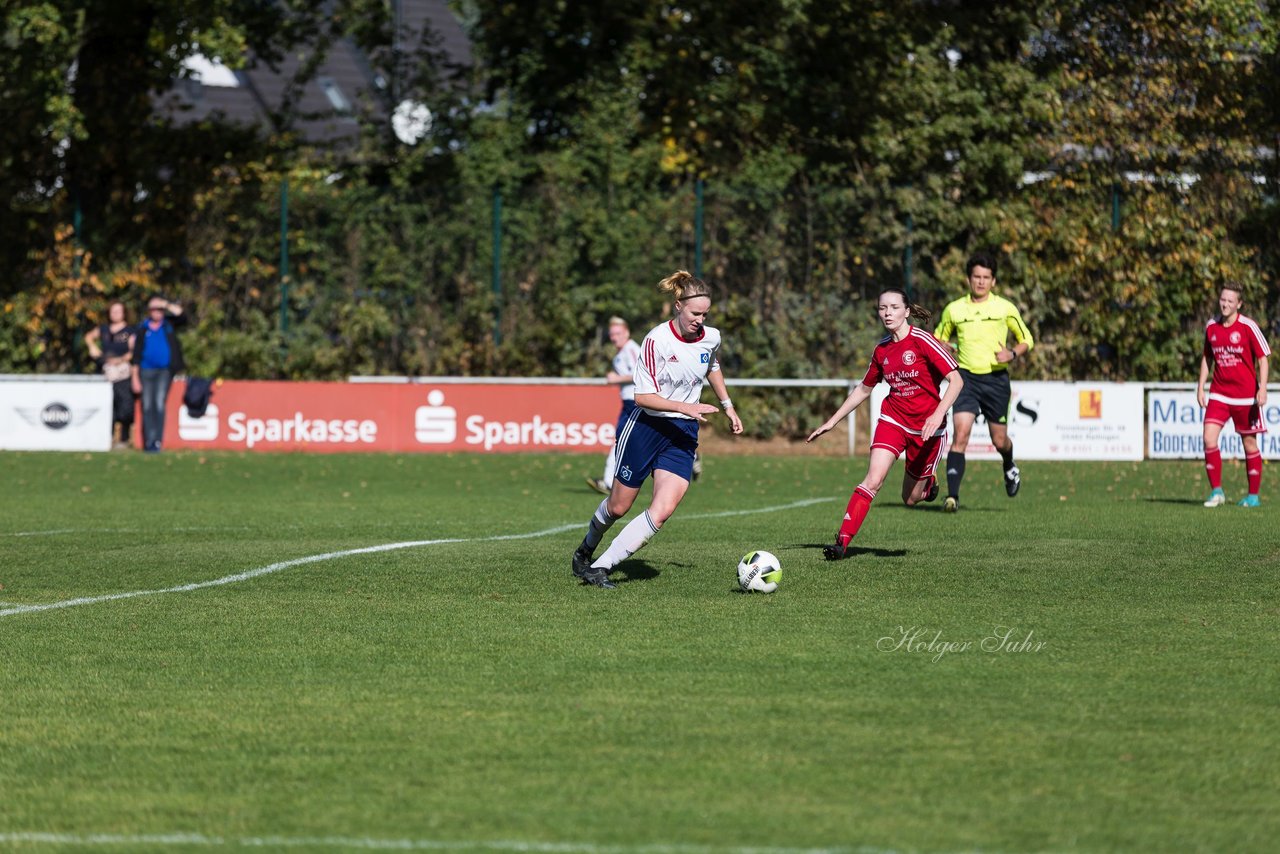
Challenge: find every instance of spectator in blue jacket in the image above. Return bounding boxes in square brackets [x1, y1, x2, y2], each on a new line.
[130, 295, 187, 452]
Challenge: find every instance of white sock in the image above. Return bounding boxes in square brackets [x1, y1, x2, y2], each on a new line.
[602, 445, 617, 488]
[592, 510, 660, 570]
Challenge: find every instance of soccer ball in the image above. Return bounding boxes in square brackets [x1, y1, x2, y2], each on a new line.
[737, 550, 782, 593]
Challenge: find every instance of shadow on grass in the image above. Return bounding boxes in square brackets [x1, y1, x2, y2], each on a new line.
[1143, 497, 1210, 506]
[612, 561, 660, 583]
[880, 503, 1004, 513]
[792, 543, 907, 559]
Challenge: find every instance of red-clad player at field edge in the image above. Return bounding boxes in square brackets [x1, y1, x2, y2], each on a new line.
[806, 287, 964, 559]
[1198, 283, 1271, 508]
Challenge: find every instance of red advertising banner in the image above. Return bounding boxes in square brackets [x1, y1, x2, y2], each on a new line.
[162, 380, 622, 453]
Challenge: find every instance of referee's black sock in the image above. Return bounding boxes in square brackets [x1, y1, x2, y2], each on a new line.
[946, 451, 965, 498]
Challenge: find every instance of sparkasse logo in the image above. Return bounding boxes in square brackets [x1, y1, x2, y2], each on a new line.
[179, 404, 220, 441]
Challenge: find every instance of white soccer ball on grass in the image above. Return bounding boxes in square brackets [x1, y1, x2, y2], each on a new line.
[737, 550, 782, 593]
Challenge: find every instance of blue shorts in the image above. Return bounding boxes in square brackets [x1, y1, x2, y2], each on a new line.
[615, 400, 637, 440]
[614, 409, 699, 486]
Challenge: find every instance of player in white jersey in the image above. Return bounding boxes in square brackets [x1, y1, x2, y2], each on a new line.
[586, 316, 643, 495]
[571, 271, 743, 589]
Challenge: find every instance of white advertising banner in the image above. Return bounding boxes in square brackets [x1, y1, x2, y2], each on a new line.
[871, 380, 1145, 461]
[0, 378, 113, 451]
[1147, 390, 1280, 459]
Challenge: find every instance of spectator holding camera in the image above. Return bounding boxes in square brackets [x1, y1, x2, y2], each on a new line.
[130, 295, 187, 452]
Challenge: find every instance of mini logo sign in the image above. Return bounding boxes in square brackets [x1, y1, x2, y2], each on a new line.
[14, 402, 98, 431]
[41, 403, 71, 430]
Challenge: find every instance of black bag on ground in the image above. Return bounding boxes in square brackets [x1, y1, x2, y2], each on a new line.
[183, 377, 214, 418]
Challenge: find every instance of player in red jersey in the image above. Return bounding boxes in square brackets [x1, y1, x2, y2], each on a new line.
[1197, 283, 1270, 507]
[807, 287, 964, 559]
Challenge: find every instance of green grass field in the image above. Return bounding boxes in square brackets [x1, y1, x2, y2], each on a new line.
[1, 450, 1277, 853]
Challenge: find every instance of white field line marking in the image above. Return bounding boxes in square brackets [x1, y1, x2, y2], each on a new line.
[7, 498, 833, 539]
[0, 498, 835, 619]
[4, 525, 257, 538]
[0, 832, 896, 853]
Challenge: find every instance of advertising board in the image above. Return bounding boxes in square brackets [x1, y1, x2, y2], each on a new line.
[871, 380, 1145, 461]
[1147, 390, 1280, 459]
[167, 380, 620, 453]
[0, 377, 113, 451]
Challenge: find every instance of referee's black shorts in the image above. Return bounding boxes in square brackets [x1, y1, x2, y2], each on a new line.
[953, 369, 1011, 425]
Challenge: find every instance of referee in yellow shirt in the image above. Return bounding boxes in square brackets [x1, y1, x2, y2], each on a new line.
[933, 252, 1034, 511]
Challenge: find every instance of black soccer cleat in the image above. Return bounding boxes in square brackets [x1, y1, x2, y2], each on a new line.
[581, 569, 617, 589]
[572, 547, 594, 579]
[1004, 465, 1021, 498]
[924, 477, 939, 503]
[822, 537, 849, 561]
[573, 547, 616, 588]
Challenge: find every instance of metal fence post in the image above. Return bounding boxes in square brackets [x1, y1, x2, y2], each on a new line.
[279, 176, 290, 336]
[903, 213, 914, 300]
[694, 177, 704, 278]
[492, 185, 503, 346]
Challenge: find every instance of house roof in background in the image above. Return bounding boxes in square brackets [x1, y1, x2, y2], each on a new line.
[156, 0, 471, 145]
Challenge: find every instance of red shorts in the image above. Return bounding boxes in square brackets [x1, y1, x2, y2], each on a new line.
[1204, 399, 1266, 435]
[871, 419, 948, 481]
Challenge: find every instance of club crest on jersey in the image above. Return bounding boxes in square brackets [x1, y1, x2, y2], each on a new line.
[700, 353, 709, 363]
[1230, 331, 1241, 344]
[902, 351, 917, 365]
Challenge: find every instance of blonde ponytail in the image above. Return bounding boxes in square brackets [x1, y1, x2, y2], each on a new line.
[658, 270, 712, 302]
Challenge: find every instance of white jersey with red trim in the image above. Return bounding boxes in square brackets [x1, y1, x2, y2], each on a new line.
[1204, 314, 1271, 405]
[613, 339, 642, 402]
[634, 320, 722, 419]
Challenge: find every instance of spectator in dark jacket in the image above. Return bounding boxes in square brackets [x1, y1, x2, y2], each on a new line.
[130, 295, 187, 452]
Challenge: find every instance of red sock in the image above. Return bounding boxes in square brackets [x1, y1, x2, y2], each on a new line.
[1246, 452, 1262, 496]
[838, 486, 876, 547]
[1205, 447, 1222, 490]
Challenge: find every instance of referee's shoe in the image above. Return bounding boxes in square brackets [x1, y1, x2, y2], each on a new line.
[1004, 465, 1021, 497]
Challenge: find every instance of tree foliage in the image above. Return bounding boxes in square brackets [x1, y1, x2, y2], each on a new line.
[2, 0, 1278, 437]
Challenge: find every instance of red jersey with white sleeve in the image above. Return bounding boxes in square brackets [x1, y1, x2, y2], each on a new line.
[1204, 315, 1270, 405]
[861, 326, 959, 436]
[634, 320, 722, 419]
